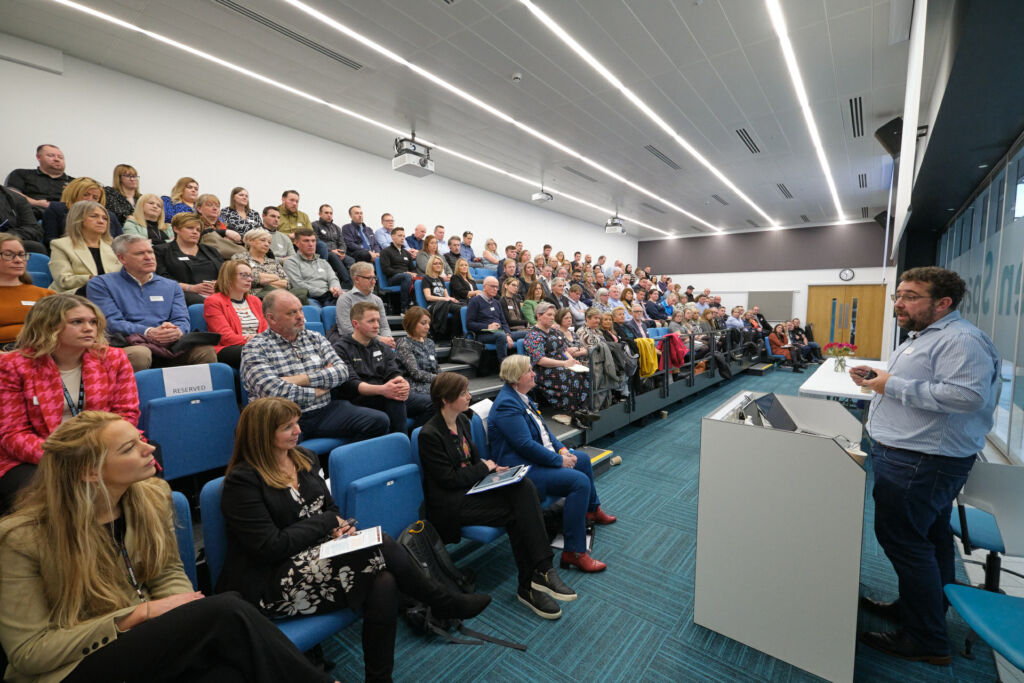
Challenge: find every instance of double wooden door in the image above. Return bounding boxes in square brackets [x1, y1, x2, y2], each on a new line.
[806, 285, 887, 359]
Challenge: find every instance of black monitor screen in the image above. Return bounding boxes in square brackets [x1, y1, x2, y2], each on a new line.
[753, 393, 798, 432]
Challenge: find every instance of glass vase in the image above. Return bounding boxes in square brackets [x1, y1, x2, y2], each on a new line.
[833, 356, 846, 373]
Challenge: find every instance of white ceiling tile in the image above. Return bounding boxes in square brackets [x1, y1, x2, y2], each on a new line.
[627, 0, 707, 70]
[672, 0, 740, 58]
[829, 8, 873, 95]
[709, 48, 775, 122]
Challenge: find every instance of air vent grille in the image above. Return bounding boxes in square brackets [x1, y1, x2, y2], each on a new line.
[561, 166, 598, 183]
[858, 173, 868, 188]
[640, 202, 666, 214]
[711, 194, 728, 206]
[849, 96, 864, 138]
[212, 0, 364, 70]
[736, 128, 761, 154]
[777, 183, 793, 199]
[746, 219, 759, 228]
[861, 206, 870, 218]
[644, 145, 681, 170]
[800, 214, 810, 223]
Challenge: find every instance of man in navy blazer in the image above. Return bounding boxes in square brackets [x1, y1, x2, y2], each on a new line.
[465, 276, 525, 363]
[341, 204, 378, 262]
[487, 356, 615, 573]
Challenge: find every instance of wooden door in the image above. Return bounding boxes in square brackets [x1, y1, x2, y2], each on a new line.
[807, 285, 887, 359]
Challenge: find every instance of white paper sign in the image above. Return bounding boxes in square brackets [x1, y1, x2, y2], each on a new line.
[161, 364, 213, 397]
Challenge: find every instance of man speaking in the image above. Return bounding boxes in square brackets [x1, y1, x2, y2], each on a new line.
[850, 267, 999, 665]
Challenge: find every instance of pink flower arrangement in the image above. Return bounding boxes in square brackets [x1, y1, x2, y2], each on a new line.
[824, 342, 857, 358]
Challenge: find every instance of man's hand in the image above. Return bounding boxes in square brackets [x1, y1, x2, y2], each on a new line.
[506, 335, 514, 347]
[330, 286, 342, 298]
[560, 452, 577, 468]
[850, 366, 889, 395]
[407, 248, 419, 258]
[370, 251, 379, 260]
[331, 249, 344, 257]
[379, 377, 408, 401]
[145, 323, 180, 344]
[193, 281, 216, 297]
[487, 322, 501, 330]
[280, 373, 311, 386]
[379, 336, 396, 348]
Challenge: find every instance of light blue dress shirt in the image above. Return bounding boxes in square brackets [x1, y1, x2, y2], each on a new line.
[867, 310, 1000, 458]
[373, 227, 391, 250]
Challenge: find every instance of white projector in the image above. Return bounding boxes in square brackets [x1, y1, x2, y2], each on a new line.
[605, 217, 625, 234]
[392, 153, 434, 177]
[531, 191, 553, 202]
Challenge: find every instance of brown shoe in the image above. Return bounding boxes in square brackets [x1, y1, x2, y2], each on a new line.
[559, 551, 607, 573]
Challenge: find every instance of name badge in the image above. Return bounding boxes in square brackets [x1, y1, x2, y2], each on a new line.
[903, 346, 914, 355]
[318, 267, 325, 273]
[150, 295, 164, 302]
[178, 256, 190, 261]
[20, 300, 36, 306]
[372, 350, 382, 358]
[308, 354, 320, 364]
[490, 307, 495, 312]
[403, 257, 409, 261]
[429, 355, 435, 361]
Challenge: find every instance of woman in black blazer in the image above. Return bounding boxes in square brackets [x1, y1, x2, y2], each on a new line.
[155, 212, 223, 305]
[417, 372, 575, 620]
[219, 397, 490, 682]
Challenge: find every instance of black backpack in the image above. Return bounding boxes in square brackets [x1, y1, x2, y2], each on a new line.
[397, 520, 526, 650]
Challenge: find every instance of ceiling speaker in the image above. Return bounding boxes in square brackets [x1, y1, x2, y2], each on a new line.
[875, 117, 903, 157]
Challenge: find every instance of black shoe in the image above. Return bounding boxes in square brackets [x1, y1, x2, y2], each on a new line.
[792, 367, 804, 373]
[858, 630, 951, 665]
[859, 595, 900, 622]
[531, 568, 577, 602]
[571, 417, 593, 431]
[517, 587, 562, 619]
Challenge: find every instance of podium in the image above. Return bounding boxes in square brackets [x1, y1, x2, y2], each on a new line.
[694, 391, 866, 682]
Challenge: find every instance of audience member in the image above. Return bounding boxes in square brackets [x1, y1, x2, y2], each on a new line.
[195, 193, 244, 258]
[395, 306, 439, 397]
[624, 304, 651, 340]
[219, 186, 263, 235]
[521, 281, 545, 326]
[0, 234, 54, 349]
[48, 201, 119, 296]
[103, 163, 140, 225]
[233, 228, 303, 302]
[122, 193, 173, 244]
[161, 176, 199, 223]
[155, 213, 224, 306]
[87, 234, 216, 371]
[579, 271, 596, 305]
[341, 205, 378, 262]
[496, 244, 519, 276]
[42, 177, 123, 245]
[332, 302, 433, 433]
[418, 372, 575, 619]
[335, 262, 395, 346]
[726, 306, 745, 331]
[683, 285, 695, 302]
[544, 277, 570, 310]
[500, 277, 528, 332]
[489, 355, 613, 573]
[219, 397, 487, 682]
[433, 225, 448, 255]
[497, 259, 521, 291]
[520, 261, 539, 291]
[0, 294, 138, 514]
[460, 231, 483, 265]
[261, 205, 295, 259]
[379, 225, 415, 310]
[310, 203, 353, 289]
[554, 307, 587, 359]
[203, 260, 267, 368]
[602, 311, 622, 344]
[403, 223, 426, 254]
[695, 294, 709, 314]
[752, 305, 771, 332]
[523, 302, 596, 429]
[0, 185, 44, 253]
[768, 323, 805, 372]
[593, 288, 613, 314]
[789, 318, 823, 360]
[443, 235, 462, 272]
[0, 411, 333, 683]
[449, 257, 479, 302]
[276, 189, 312, 236]
[415, 235, 451, 278]
[241, 290, 389, 440]
[4, 144, 73, 218]
[566, 285, 589, 326]
[466, 276, 520, 364]
[576, 308, 604, 351]
[373, 212, 395, 250]
[283, 228, 341, 308]
[607, 284, 623, 309]
[480, 238, 500, 265]
[420, 255, 463, 339]
[620, 287, 636, 311]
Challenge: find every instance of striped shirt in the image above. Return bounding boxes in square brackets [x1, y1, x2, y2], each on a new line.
[867, 310, 1000, 458]
[240, 329, 348, 412]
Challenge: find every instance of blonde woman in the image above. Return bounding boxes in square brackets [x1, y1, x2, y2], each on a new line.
[480, 238, 500, 265]
[104, 163, 141, 224]
[47, 201, 119, 295]
[122, 193, 173, 245]
[219, 186, 263, 235]
[415, 235, 451, 278]
[0, 411, 337, 683]
[42, 177, 122, 245]
[420, 255, 462, 338]
[449, 257, 479, 302]
[194, 193, 244, 258]
[161, 176, 199, 223]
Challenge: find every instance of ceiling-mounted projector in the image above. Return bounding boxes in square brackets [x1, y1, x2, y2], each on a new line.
[392, 137, 434, 177]
[605, 216, 625, 234]
[531, 190, 553, 202]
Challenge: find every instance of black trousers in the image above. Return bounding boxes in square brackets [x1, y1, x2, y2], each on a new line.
[457, 478, 554, 588]
[216, 345, 244, 368]
[0, 463, 36, 515]
[352, 392, 434, 434]
[62, 593, 332, 683]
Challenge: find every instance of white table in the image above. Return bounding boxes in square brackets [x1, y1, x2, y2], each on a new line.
[798, 357, 887, 401]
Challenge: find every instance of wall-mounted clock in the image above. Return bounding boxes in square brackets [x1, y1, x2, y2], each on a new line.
[839, 268, 855, 281]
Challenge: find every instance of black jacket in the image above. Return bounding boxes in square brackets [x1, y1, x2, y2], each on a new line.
[332, 333, 402, 399]
[0, 186, 41, 243]
[417, 412, 489, 544]
[155, 239, 224, 285]
[217, 453, 339, 603]
[380, 244, 414, 279]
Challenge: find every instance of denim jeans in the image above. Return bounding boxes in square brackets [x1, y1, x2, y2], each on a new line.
[870, 443, 976, 653]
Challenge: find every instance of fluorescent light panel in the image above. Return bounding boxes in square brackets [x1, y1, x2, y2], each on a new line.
[47, 0, 673, 236]
[280, 0, 719, 233]
[765, 0, 845, 220]
[518, 0, 775, 229]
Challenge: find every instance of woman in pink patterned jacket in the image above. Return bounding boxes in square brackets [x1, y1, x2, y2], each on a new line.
[0, 294, 139, 513]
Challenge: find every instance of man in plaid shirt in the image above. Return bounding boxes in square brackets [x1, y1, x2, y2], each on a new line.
[240, 290, 390, 442]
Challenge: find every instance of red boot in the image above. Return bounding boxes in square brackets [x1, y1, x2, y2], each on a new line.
[560, 551, 607, 573]
[586, 506, 617, 525]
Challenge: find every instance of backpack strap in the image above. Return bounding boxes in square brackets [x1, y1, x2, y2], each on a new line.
[458, 624, 528, 651]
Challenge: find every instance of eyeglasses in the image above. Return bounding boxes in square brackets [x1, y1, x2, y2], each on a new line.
[890, 293, 932, 303]
[238, 273, 254, 280]
[356, 275, 377, 281]
[121, 174, 140, 180]
[0, 250, 28, 262]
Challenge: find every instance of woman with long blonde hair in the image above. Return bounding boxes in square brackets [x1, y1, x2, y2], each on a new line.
[0, 410, 337, 683]
[0, 294, 137, 514]
[220, 398, 489, 682]
[122, 192, 173, 244]
[42, 176, 123, 245]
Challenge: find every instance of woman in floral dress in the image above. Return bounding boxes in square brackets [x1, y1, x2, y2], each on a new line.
[522, 302, 598, 429]
[219, 397, 490, 682]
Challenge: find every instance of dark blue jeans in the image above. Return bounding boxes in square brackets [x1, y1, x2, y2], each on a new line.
[299, 399, 389, 442]
[526, 450, 599, 554]
[870, 443, 976, 653]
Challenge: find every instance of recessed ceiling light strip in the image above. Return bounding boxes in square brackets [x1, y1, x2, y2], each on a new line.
[47, 0, 673, 236]
[765, 0, 845, 220]
[280, 0, 720, 233]
[518, 0, 776, 228]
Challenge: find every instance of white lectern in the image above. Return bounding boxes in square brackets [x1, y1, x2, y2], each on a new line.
[695, 391, 866, 683]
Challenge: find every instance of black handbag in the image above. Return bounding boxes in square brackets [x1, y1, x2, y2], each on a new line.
[449, 336, 484, 367]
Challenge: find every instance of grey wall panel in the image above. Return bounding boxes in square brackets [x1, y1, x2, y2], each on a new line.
[747, 291, 793, 322]
[637, 222, 885, 274]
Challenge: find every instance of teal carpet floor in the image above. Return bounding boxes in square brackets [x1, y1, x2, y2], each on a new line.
[323, 369, 997, 681]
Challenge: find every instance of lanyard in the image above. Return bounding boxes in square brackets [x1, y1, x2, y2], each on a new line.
[110, 520, 146, 602]
[61, 376, 85, 417]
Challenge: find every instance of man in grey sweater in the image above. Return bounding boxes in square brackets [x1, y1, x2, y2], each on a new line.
[283, 227, 341, 307]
